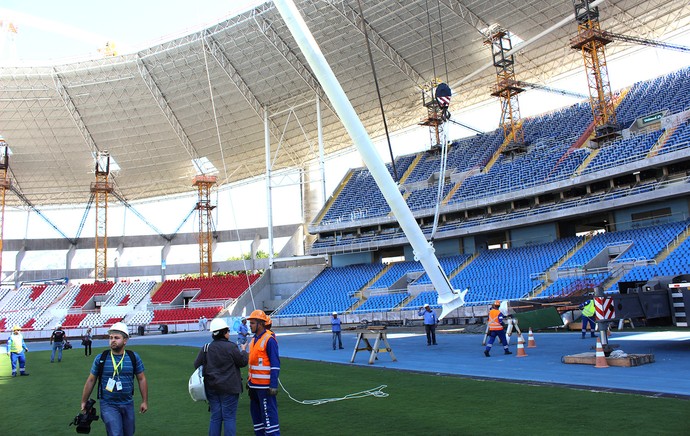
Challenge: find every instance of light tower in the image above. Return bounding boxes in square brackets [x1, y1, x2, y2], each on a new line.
[570, 0, 619, 142]
[485, 25, 525, 150]
[193, 175, 216, 278]
[91, 151, 113, 282]
[419, 80, 451, 149]
[0, 136, 10, 281]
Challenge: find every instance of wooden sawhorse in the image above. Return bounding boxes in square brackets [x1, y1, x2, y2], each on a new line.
[350, 329, 397, 365]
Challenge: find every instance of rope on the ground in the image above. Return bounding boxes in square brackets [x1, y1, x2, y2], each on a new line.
[278, 379, 389, 406]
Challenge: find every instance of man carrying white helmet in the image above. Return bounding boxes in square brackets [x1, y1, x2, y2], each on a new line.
[194, 317, 248, 436]
[80, 321, 149, 436]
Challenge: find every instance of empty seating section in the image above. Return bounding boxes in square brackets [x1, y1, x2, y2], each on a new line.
[275, 263, 384, 316]
[447, 239, 580, 305]
[62, 313, 88, 328]
[405, 291, 442, 309]
[320, 156, 415, 225]
[151, 275, 258, 304]
[560, 222, 687, 270]
[415, 254, 472, 285]
[661, 120, 690, 154]
[540, 273, 610, 298]
[370, 261, 422, 289]
[615, 67, 690, 128]
[72, 282, 114, 308]
[151, 307, 222, 324]
[103, 281, 156, 308]
[354, 293, 409, 313]
[582, 129, 664, 174]
[614, 235, 690, 288]
[129, 310, 154, 326]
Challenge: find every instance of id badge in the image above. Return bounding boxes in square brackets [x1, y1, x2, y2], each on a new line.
[115, 380, 123, 391]
[105, 378, 116, 392]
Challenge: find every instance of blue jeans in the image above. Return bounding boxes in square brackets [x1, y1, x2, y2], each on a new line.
[101, 402, 135, 436]
[51, 342, 64, 362]
[207, 391, 239, 436]
[332, 331, 343, 349]
[10, 351, 27, 374]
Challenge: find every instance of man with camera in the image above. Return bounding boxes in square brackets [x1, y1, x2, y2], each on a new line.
[80, 322, 148, 436]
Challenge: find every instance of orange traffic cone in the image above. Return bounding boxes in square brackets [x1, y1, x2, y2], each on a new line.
[594, 337, 609, 368]
[516, 333, 528, 357]
[527, 327, 537, 348]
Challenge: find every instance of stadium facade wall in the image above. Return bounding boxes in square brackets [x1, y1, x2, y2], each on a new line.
[613, 198, 689, 231]
[510, 222, 558, 247]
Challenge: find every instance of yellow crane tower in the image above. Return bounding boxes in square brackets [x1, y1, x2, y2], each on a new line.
[193, 175, 216, 278]
[0, 136, 10, 281]
[484, 25, 525, 151]
[91, 151, 113, 282]
[570, 0, 619, 143]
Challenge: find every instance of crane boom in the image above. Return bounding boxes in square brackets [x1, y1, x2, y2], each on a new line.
[604, 31, 690, 53]
[515, 81, 588, 99]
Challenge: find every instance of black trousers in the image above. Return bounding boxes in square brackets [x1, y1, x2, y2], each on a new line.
[424, 325, 437, 345]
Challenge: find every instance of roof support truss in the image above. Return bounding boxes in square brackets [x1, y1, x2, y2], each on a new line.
[437, 0, 490, 38]
[136, 56, 200, 161]
[326, 0, 426, 90]
[53, 70, 100, 156]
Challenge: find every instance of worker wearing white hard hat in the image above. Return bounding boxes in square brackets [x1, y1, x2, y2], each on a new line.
[195, 317, 248, 436]
[81, 320, 149, 435]
[418, 303, 439, 346]
[331, 312, 344, 350]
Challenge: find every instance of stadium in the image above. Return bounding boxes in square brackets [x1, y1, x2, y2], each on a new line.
[2, 0, 690, 434]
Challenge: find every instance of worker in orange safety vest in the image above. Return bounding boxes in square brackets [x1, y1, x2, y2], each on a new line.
[484, 300, 512, 357]
[246, 310, 280, 435]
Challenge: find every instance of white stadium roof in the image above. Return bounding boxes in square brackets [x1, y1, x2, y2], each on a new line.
[0, 0, 688, 206]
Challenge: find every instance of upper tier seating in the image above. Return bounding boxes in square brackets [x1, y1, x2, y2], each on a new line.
[151, 307, 223, 324]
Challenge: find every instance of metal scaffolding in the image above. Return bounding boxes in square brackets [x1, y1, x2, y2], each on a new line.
[485, 26, 525, 148]
[570, 0, 619, 142]
[0, 138, 10, 281]
[193, 175, 217, 278]
[91, 151, 113, 282]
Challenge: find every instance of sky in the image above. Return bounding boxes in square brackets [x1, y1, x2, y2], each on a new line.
[1, 1, 689, 276]
[0, 0, 263, 62]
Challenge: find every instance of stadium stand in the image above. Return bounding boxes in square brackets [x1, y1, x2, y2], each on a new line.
[151, 307, 223, 325]
[151, 274, 259, 304]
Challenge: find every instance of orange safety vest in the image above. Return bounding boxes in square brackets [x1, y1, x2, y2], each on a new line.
[488, 309, 504, 331]
[248, 331, 275, 387]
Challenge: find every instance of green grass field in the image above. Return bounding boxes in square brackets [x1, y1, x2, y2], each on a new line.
[1, 345, 688, 435]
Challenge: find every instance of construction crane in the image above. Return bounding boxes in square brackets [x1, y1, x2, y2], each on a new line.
[484, 25, 526, 150]
[0, 136, 10, 282]
[603, 31, 690, 53]
[570, 0, 619, 143]
[515, 81, 588, 99]
[91, 151, 113, 282]
[193, 175, 216, 278]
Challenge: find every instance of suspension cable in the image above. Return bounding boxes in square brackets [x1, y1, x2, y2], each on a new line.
[355, 0, 398, 182]
[436, 0, 450, 83]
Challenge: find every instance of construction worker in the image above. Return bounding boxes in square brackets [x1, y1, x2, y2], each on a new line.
[331, 312, 344, 350]
[237, 318, 250, 346]
[6, 325, 29, 377]
[246, 310, 280, 435]
[579, 298, 598, 339]
[484, 300, 512, 357]
[418, 303, 438, 345]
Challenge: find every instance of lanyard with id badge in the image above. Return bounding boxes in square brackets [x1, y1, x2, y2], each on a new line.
[105, 352, 125, 392]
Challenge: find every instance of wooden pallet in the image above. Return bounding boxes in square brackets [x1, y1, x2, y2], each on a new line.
[562, 352, 655, 367]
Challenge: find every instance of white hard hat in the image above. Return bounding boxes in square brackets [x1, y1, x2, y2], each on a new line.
[332, 312, 337, 315]
[108, 322, 129, 338]
[424, 303, 430, 308]
[209, 318, 229, 332]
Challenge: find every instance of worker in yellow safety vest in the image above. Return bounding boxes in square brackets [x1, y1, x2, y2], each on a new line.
[247, 310, 280, 435]
[484, 301, 512, 357]
[579, 299, 598, 339]
[6, 325, 30, 376]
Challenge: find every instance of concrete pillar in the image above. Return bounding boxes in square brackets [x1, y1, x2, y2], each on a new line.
[161, 242, 171, 282]
[15, 245, 25, 288]
[66, 245, 76, 281]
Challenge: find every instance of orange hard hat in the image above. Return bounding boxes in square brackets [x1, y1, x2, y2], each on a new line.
[493, 300, 501, 307]
[246, 309, 269, 323]
[265, 315, 272, 325]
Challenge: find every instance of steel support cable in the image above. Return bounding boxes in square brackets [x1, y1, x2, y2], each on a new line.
[355, 0, 398, 182]
[430, 138, 448, 240]
[436, 0, 450, 83]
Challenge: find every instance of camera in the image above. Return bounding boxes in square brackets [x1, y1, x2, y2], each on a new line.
[70, 399, 99, 434]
